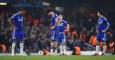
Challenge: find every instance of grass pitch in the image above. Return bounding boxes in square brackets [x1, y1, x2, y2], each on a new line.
[0, 55, 115, 60]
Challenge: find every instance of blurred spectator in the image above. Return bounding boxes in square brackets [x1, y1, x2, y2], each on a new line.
[89, 33, 97, 47]
[0, 0, 115, 54]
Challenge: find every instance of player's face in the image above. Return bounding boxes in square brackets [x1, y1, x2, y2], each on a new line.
[48, 11, 53, 16]
[97, 12, 100, 17]
[20, 10, 26, 15]
[58, 15, 63, 20]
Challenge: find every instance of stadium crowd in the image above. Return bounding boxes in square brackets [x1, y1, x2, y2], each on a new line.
[0, 0, 115, 55]
[0, 8, 114, 54]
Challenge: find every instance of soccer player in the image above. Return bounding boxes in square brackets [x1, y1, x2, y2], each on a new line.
[56, 14, 69, 54]
[8, 9, 26, 55]
[96, 11, 110, 55]
[47, 9, 58, 54]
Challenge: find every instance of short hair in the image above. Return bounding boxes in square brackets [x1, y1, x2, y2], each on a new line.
[58, 13, 63, 17]
[57, 12, 63, 15]
[97, 9, 105, 16]
[46, 8, 54, 13]
[16, 8, 25, 13]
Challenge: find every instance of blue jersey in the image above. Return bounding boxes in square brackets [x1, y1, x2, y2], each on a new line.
[56, 20, 68, 42]
[97, 16, 110, 31]
[11, 13, 24, 41]
[57, 20, 68, 32]
[96, 16, 110, 41]
[11, 13, 23, 31]
[50, 14, 58, 40]
[50, 14, 58, 29]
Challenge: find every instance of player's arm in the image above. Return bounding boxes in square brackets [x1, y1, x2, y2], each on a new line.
[8, 17, 14, 31]
[105, 21, 110, 30]
[65, 23, 70, 32]
[96, 25, 98, 33]
[102, 17, 110, 32]
[64, 20, 70, 32]
[102, 22, 110, 32]
[50, 18, 59, 29]
[50, 25, 56, 29]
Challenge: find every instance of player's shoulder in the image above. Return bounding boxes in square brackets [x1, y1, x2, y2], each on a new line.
[11, 13, 19, 18]
[100, 16, 107, 21]
[62, 20, 67, 23]
[51, 14, 57, 20]
[55, 13, 58, 17]
[13, 13, 19, 16]
[54, 14, 58, 18]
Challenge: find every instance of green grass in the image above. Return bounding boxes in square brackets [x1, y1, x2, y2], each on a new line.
[0, 55, 115, 60]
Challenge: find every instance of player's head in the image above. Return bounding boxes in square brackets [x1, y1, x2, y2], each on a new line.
[58, 14, 63, 20]
[18, 8, 26, 15]
[97, 10, 105, 17]
[47, 8, 54, 16]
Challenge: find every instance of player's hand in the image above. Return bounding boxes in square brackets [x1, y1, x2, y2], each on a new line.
[55, 18, 60, 26]
[102, 30, 106, 32]
[96, 30, 98, 33]
[65, 29, 68, 32]
[8, 27, 14, 31]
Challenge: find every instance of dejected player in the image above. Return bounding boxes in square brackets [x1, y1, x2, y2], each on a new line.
[96, 10, 110, 55]
[56, 14, 70, 54]
[8, 9, 26, 56]
[47, 9, 58, 54]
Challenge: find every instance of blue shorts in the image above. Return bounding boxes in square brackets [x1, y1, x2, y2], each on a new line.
[50, 29, 58, 41]
[96, 32, 107, 42]
[57, 32, 66, 43]
[11, 29, 24, 42]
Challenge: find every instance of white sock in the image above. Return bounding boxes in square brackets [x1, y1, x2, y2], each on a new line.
[103, 46, 106, 54]
[96, 45, 100, 53]
[50, 49, 53, 54]
[20, 43, 24, 54]
[63, 45, 66, 54]
[59, 45, 63, 54]
[12, 43, 16, 54]
[54, 50, 57, 54]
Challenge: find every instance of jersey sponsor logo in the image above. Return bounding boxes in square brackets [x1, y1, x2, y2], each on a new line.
[58, 22, 63, 26]
[98, 20, 103, 24]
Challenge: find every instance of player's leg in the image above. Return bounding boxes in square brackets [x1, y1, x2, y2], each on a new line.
[62, 33, 66, 54]
[54, 41, 58, 54]
[50, 40, 58, 54]
[57, 33, 63, 54]
[59, 42, 66, 55]
[59, 42, 63, 54]
[11, 30, 16, 55]
[96, 41, 106, 55]
[53, 30, 59, 54]
[11, 41, 16, 55]
[20, 41, 24, 54]
[99, 41, 103, 53]
[50, 41, 54, 54]
[96, 33, 101, 54]
[98, 41, 106, 55]
[50, 30, 55, 53]
[50, 30, 55, 41]
[50, 30, 59, 54]
[18, 32, 24, 55]
[102, 42, 106, 55]
[101, 33, 107, 55]
[96, 32, 107, 55]
[58, 33, 66, 55]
